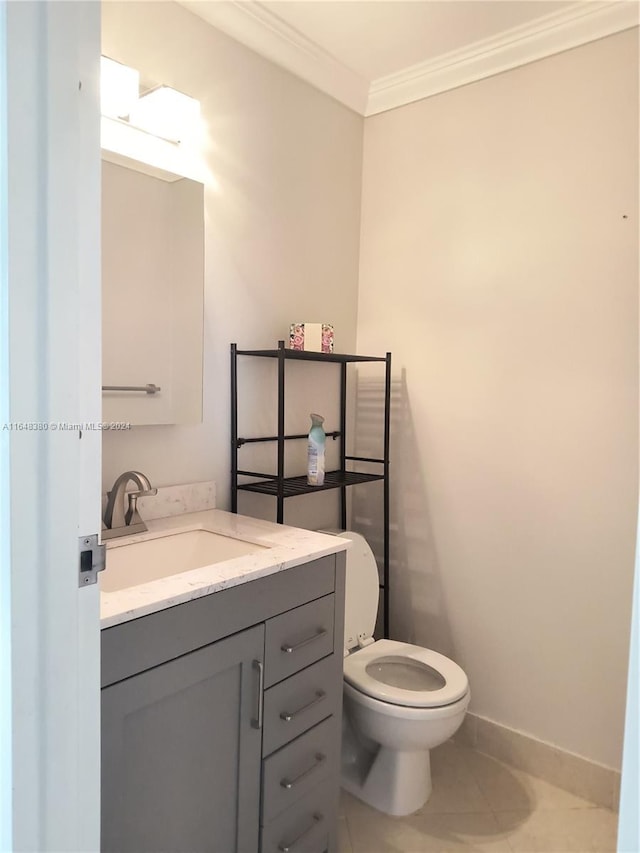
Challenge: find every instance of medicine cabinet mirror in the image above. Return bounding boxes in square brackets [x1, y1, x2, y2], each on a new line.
[101, 154, 204, 425]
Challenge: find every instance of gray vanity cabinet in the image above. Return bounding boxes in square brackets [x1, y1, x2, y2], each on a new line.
[102, 625, 263, 853]
[101, 552, 346, 853]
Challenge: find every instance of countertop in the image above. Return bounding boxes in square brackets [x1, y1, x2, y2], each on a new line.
[100, 509, 349, 629]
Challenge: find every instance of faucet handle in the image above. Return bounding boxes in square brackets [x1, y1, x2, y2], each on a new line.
[130, 487, 158, 498]
[125, 489, 157, 526]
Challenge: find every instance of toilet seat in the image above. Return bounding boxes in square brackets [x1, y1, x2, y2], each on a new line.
[344, 639, 469, 708]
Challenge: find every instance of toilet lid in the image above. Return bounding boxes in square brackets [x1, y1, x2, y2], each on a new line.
[320, 530, 379, 652]
[344, 639, 469, 708]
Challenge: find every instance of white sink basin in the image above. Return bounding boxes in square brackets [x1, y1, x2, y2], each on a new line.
[101, 529, 268, 593]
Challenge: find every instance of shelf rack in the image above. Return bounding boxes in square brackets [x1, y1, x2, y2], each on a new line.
[230, 340, 392, 638]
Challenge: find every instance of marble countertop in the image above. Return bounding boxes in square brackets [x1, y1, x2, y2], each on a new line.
[100, 509, 349, 629]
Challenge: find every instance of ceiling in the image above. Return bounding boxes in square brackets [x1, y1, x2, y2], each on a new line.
[260, 1, 573, 80]
[179, 1, 639, 114]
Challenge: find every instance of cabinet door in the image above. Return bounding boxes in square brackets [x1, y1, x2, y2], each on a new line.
[101, 624, 264, 853]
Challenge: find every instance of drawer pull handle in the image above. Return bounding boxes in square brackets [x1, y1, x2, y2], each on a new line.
[251, 660, 264, 729]
[278, 813, 323, 852]
[280, 753, 326, 790]
[281, 628, 328, 654]
[280, 690, 326, 723]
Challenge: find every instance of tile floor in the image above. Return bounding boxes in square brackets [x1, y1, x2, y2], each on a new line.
[338, 741, 618, 852]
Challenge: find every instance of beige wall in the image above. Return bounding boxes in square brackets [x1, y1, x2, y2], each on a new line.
[357, 31, 638, 770]
[101, 1, 363, 527]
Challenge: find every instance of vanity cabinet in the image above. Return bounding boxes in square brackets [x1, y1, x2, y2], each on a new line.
[101, 552, 346, 853]
[102, 626, 263, 853]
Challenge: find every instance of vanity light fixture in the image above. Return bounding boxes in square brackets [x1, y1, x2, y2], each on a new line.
[100, 58, 204, 182]
[100, 56, 139, 120]
[128, 86, 201, 144]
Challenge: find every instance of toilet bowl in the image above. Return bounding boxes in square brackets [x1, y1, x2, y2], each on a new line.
[323, 530, 470, 817]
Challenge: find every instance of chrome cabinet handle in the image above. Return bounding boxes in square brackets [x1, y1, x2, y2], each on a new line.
[278, 813, 323, 852]
[280, 753, 326, 790]
[281, 628, 328, 654]
[280, 690, 326, 723]
[102, 384, 161, 394]
[251, 660, 264, 729]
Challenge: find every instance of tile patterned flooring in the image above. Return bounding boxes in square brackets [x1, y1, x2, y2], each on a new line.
[338, 741, 618, 852]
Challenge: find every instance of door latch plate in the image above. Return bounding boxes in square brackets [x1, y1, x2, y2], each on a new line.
[78, 534, 106, 587]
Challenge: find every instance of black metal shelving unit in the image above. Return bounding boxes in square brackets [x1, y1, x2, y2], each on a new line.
[230, 340, 392, 638]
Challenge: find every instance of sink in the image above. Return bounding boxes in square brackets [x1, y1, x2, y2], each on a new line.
[101, 529, 268, 593]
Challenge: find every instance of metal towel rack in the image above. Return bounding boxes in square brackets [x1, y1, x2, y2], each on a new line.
[102, 384, 161, 395]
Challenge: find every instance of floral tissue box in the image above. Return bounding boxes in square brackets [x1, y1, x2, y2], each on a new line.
[289, 323, 334, 353]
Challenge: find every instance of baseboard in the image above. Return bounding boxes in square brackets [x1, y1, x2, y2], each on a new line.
[456, 713, 621, 811]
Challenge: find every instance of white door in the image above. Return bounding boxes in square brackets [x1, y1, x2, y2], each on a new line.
[618, 507, 639, 852]
[0, 2, 102, 850]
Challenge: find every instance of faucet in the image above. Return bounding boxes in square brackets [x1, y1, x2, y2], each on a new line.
[103, 471, 157, 540]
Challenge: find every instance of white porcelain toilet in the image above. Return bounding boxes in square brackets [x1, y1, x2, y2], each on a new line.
[326, 530, 470, 817]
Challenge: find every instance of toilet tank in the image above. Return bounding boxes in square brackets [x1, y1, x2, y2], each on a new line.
[319, 529, 379, 652]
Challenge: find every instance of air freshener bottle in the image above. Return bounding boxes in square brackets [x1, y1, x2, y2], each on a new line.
[307, 413, 326, 486]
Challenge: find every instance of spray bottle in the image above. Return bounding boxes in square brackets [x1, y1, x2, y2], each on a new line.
[307, 413, 326, 486]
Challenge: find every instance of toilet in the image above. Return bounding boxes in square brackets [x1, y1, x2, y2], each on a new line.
[325, 530, 470, 817]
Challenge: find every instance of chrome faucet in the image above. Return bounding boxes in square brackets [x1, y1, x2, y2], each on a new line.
[103, 471, 157, 541]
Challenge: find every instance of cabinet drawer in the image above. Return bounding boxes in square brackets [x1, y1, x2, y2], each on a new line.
[260, 780, 334, 853]
[263, 655, 337, 756]
[262, 716, 337, 823]
[265, 594, 335, 688]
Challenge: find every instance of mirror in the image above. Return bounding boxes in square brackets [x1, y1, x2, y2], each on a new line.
[101, 157, 204, 425]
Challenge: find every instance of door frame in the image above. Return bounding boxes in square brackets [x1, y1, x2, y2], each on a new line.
[1, 2, 102, 850]
[618, 505, 639, 851]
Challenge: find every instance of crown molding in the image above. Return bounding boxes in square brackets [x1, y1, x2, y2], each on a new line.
[180, 1, 638, 117]
[179, 0, 369, 114]
[366, 2, 639, 116]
